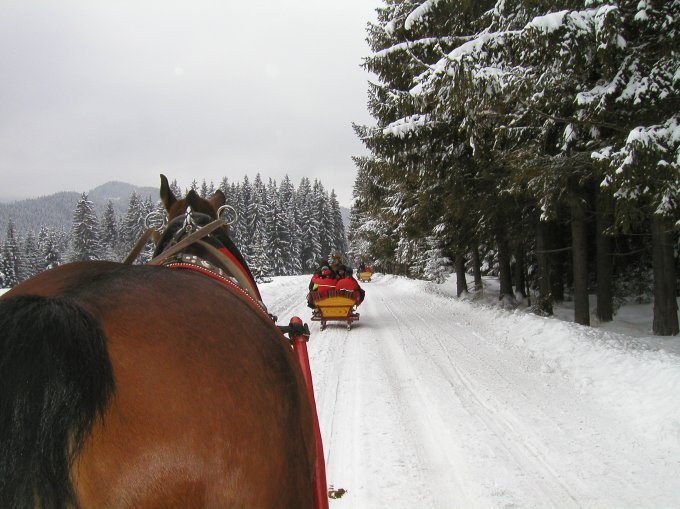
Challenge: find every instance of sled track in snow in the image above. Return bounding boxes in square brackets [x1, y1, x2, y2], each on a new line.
[262, 275, 680, 509]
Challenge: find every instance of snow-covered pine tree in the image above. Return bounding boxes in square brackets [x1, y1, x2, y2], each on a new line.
[423, 234, 452, 285]
[119, 191, 145, 256]
[200, 179, 209, 198]
[69, 193, 101, 262]
[250, 174, 268, 248]
[219, 177, 230, 199]
[312, 180, 334, 261]
[265, 178, 287, 276]
[100, 200, 120, 260]
[1, 220, 21, 287]
[170, 179, 183, 199]
[348, 157, 395, 271]
[279, 175, 302, 275]
[21, 231, 42, 281]
[354, 0, 476, 275]
[248, 228, 273, 283]
[228, 181, 246, 247]
[585, 0, 679, 335]
[329, 189, 347, 256]
[461, 0, 678, 328]
[38, 226, 61, 271]
[296, 177, 320, 270]
[239, 176, 254, 261]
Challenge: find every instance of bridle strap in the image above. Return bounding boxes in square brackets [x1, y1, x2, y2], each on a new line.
[147, 218, 227, 266]
[121, 228, 161, 265]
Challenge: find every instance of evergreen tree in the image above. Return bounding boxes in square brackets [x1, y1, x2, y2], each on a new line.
[297, 177, 320, 270]
[170, 179, 183, 198]
[329, 190, 347, 255]
[69, 193, 101, 262]
[239, 176, 254, 261]
[312, 180, 333, 260]
[279, 175, 302, 274]
[248, 228, 273, 283]
[120, 192, 145, 254]
[423, 235, 452, 284]
[265, 178, 287, 275]
[100, 200, 120, 260]
[353, 0, 678, 332]
[21, 231, 41, 281]
[250, 174, 268, 246]
[228, 182, 246, 247]
[38, 226, 61, 271]
[200, 179, 209, 198]
[1, 220, 21, 287]
[219, 177, 230, 197]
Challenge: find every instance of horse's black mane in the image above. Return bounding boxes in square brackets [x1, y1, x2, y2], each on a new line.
[0, 294, 114, 509]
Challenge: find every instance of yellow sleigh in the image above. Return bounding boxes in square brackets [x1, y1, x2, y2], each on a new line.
[310, 290, 360, 330]
[357, 271, 372, 282]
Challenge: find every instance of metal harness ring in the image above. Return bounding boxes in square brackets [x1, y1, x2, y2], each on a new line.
[216, 204, 238, 225]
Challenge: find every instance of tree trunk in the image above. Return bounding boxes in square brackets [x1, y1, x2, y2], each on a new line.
[471, 243, 483, 292]
[550, 224, 566, 303]
[455, 252, 468, 297]
[536, 219, 553, 315]
[496, 220, 514, 303]
[571, 194, 590, 326]
[514, 243, 527, 299]
[651, 215, 679, 335]
[595, 189, 614, 322]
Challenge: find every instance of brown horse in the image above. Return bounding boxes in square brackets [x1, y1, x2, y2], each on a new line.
[0, 176, 314, 508]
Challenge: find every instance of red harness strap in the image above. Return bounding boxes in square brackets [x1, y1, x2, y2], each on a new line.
[218, 247, 262, 301]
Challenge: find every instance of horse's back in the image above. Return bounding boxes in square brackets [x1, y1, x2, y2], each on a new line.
[6, 261, 314, 508]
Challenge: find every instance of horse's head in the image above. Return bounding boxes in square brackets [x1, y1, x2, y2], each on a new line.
[160, 174, 226, 223]
[155, 174, 263, 303]
[153, 174, 233, 258]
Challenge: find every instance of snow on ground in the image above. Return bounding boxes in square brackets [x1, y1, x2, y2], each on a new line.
[260, 274, 680, 509]
[2, 274, 679, 508]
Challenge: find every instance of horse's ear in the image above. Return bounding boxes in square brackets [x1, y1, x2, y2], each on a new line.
[160, 174, 176, 211]
[208, 190, 226, 211]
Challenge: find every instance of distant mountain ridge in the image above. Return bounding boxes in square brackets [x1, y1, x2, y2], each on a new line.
[0, 181, 157, 237]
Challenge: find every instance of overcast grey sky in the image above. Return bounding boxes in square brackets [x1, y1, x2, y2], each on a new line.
[0, 0, 380, 205]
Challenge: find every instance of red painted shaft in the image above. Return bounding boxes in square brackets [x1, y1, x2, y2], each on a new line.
[289, 316, 329, 509]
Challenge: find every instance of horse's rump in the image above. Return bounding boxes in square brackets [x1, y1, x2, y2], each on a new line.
[2, 261, 315, 508]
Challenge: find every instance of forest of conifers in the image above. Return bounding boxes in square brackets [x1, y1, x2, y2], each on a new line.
[347, 1, 678, 335]
[0, 175, 346, 287]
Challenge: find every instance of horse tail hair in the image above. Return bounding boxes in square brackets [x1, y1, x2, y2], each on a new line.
[0, 294, 115, 509]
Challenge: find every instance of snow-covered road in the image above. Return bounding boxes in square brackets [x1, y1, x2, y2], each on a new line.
[261, 275, 680, 509]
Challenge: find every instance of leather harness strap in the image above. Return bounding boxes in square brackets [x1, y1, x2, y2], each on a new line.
[125, 213, 269, 317]
[147, 219, 227, 267]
